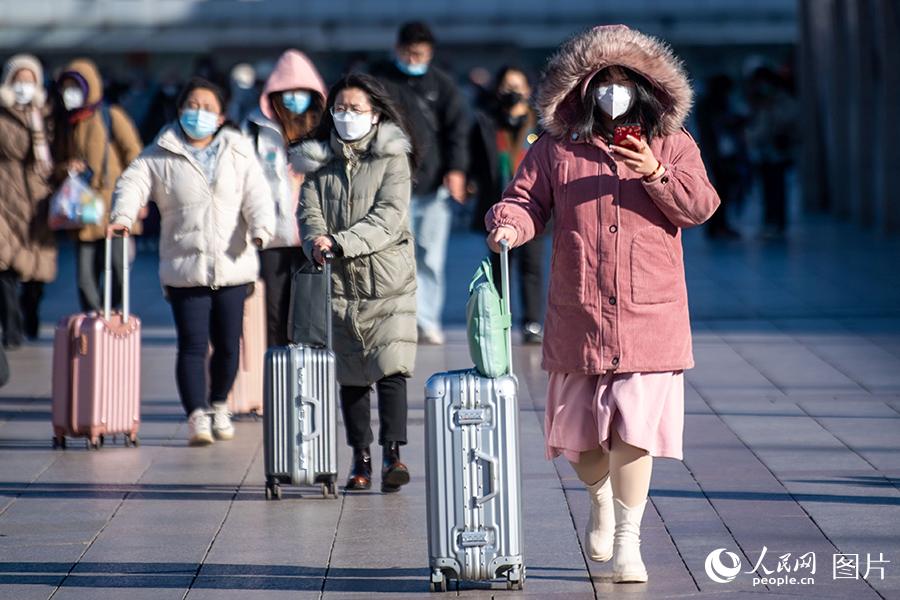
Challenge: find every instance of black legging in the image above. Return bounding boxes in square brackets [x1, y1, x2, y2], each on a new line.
[167, 284, 248, 415]
[340, 374, 408, 449]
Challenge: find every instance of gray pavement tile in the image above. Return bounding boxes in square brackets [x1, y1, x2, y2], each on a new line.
[188, 588, 321, 599]
[50, 582, 188, 599]
[724, 339, 865, 394]
[0, 584, 58, 600]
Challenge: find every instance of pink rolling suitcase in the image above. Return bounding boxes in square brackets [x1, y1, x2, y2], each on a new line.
[51, 235, 141, 450]
[226, 280, 266, 417]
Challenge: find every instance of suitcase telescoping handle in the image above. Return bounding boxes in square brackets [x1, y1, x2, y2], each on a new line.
[322, 251, 334, 352]
[103, 232, 130, 323]
[500, 239, 513, 377]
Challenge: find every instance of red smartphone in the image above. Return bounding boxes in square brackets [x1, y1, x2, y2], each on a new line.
[614, 124, 643, 147]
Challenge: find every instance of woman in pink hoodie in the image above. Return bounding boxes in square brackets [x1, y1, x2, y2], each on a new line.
[243, 50, 327, 347]
[486, 26, 720, 583]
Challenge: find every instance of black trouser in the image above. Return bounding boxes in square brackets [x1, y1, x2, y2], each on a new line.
[76, 238, 125, 313]
[20, 280, 43, 339]
[0, 271, 44, 344]
[761, 161, 789, 233]
[705, 162, 740, 236]
[259, 247, 308, 348]
[490, 235, 545, 326]
[167, 284, 248, 416]
[340, 374, 408, 449]
[0, 270, 23, 346]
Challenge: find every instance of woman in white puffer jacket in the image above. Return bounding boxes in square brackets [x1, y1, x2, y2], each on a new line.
[109, 77, 275, 447]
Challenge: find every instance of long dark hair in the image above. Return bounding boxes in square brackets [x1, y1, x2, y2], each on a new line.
[576, 66, 667, 143]
[313, 72, 418, 170]
[270, 91, 324, 144]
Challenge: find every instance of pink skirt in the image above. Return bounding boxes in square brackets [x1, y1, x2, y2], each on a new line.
[544, 370, 684, 462]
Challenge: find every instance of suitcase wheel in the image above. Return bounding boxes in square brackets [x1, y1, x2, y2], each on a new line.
[51, 436, 67, 450]
[123, 435, 140, 448]
[322, 480, 339, 499]
[429, 569, 448, 593]
[85, 438, 101, 451]
[265, 482, 282, 501]
[505, 566, 525, 591]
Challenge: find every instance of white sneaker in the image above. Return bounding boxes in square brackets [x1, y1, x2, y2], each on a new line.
[188, 409, 214, 446]
[612, 498, 649, 583]
[211, 403, 235, 441]
[417, 327, 445, 346]
[585, 475, 615, 562]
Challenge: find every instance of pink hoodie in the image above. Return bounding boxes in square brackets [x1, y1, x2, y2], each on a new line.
[260, 49, 327, 121]
[256, 50, 327, 247]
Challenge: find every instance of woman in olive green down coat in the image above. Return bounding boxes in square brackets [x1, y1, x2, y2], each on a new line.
[293, 73, 417, 494]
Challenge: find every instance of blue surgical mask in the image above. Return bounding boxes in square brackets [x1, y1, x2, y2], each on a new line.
[282, 90, 312, 114]
[179, 109, 220, 140]
[395, 57, 429, 77]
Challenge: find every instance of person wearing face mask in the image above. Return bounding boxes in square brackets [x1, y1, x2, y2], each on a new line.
[52, 58, 144, 314]
[108, 77, 275, 446]
[0, 54, 57, 348]
[242, 49, 327, 347]
[469, 65, 545, 345]
[293, 73, 417, 494]
[485, 25, 720, 583]
[370, 21, 469, 346]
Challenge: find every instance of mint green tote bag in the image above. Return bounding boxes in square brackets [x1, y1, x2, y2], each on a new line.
[466, 241, 514, 378]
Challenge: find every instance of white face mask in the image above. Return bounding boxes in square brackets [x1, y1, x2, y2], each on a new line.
[63, 87, 85, 111]
[12, 82, 36, 105]
[594, 83, 636, 120]
[332, 111, 376, 141]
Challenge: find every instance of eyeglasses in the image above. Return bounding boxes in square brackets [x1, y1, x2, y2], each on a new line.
[331, 106, 372, 117]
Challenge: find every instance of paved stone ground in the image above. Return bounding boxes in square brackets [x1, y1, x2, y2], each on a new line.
[1, 216, 899, 599]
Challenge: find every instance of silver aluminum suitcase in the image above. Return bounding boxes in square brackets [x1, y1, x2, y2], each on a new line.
[424, 241, 525, 591]
[263, 256, 339, 500]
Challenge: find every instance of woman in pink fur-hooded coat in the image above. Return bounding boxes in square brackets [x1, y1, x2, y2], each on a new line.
[486, 25, 720, 583]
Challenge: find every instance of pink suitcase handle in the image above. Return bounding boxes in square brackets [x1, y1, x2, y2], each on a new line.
[103, 233, 130, 323]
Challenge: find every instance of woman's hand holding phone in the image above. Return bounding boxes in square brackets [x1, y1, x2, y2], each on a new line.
[610, 134, 664, 179]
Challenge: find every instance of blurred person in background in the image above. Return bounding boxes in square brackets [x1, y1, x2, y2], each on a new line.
[696, 74, 746, 240]
[469, 65, 545, 345]
[745, 66, 797, 238]
[227, 63, 258, 124]
[294, 73, 417, 493]
[52, 58, 144, 313]
[108, 77, 274, 446]
[243, 49, 327, 347]
[0, 54, 57, 348]
[486, 25, 720, 584]
[371, 21, 469, 345]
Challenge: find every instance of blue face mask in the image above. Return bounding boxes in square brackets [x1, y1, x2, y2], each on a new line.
[395, 57, 429, 77]
[180, 109, 220, 140]
[282, 90, 312, 115]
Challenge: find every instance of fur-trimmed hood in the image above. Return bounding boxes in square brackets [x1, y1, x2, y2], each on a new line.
[0, 54, 47, 109]
[291, 121, 412, 174]
[537, 24, 693, 139]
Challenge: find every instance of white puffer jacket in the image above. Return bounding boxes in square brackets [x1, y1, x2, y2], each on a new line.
[111, 125, 275, 288]
[243, 109, 299, 248]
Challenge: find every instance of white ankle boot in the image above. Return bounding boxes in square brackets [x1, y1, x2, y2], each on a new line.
[612, 497, 648, 583]
[585, 475, 614, 562]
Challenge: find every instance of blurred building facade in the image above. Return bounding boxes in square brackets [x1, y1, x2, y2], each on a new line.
[798, 0, 900, 233]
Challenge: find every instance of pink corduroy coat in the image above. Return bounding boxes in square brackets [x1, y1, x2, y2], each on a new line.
[486, 25, 720, 374]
